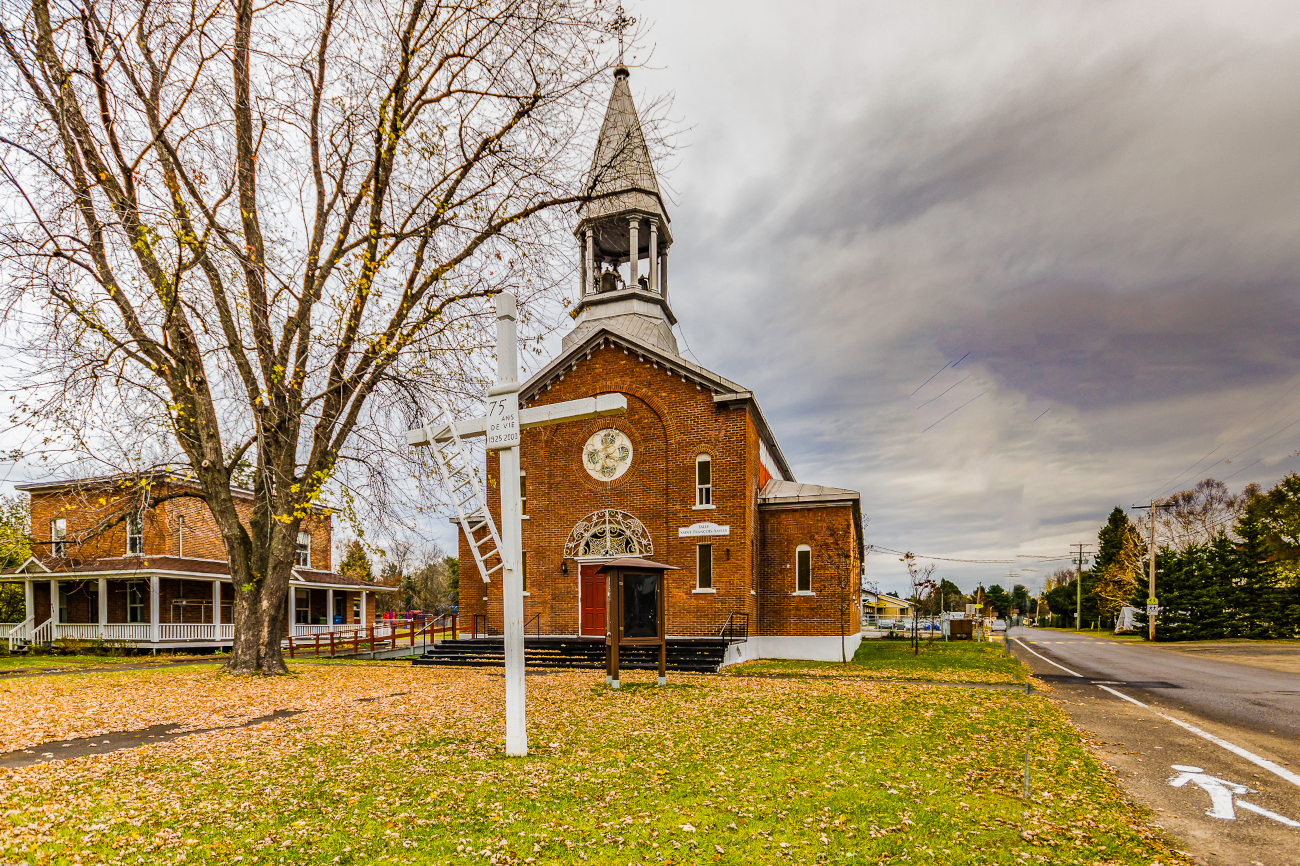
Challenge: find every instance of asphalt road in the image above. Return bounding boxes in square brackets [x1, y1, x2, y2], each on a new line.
[1009, 627, 1300, 866]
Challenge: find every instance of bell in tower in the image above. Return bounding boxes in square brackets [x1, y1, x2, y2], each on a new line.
[566, 65, 679, 357]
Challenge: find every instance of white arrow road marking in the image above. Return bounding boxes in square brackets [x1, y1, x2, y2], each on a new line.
[1167, 765, 1300, 827]
[1168, 765, 1247, 819]
[1015, 639, 1300, 790]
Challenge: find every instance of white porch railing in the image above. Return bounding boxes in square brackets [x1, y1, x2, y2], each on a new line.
[7, 618, 33, 651]
[292, 623, 363, 636]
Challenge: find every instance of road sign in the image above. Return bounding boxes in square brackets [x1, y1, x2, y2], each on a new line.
[406, 292, 628, 757]
[1146, 604, 1160, 617]
[485, 390, 519, 450]
[1147, 596, 1158, 605]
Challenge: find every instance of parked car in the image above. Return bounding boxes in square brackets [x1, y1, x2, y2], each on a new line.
[991, 619, 1007, 633]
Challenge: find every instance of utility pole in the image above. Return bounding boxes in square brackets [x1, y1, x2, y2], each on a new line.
[1133, 499, 1175, 642]
[1071, 544, 1090, 631]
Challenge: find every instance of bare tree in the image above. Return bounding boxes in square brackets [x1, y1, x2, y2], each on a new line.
[900, 552, 938, 656]
[0, 0, 646, 673]
[1141, 479, 1257, 551]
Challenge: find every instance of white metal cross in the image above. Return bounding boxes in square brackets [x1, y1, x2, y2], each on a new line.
[407, 292, 626, 756]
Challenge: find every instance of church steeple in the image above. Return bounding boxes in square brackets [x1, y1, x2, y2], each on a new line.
[567, 65, 678, 356]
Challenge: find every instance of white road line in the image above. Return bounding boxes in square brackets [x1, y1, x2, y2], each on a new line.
[1015, 637, 1300, 790]
[1238, 801, 1300, 828]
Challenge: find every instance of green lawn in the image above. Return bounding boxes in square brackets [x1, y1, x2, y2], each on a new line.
[727, 637, 1030, 683]
[0, 664, 1186, 865]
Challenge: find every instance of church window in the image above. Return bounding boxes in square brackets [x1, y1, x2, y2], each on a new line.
[696, 455, 712, 506]
[519, 473, 527, 516]
[795, 545, 812, 594]
[564, 510, 654, 559]
[51, 518, 66, 557]
[126, 513, 144, 555]
[521, 551, 528, 593]
[696, 543, 713, 590]
[296, 532, 311, 568]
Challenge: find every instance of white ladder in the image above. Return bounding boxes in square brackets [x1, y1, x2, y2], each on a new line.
[430, 406, 504, 584]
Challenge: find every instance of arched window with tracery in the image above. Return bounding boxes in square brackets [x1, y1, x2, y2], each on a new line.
[564, 510, 654, 559]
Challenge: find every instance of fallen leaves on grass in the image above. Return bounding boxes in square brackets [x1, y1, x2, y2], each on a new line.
[0, 662, 1189, 866]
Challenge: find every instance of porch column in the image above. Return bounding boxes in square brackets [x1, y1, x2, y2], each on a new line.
[149, 575, 160, 643]
[48, 578, 57, 624]
[212, 579, 221, 638]
[97, 577, 107, 639]
[648, 218, 659, 292]
[24, 580, 33, 622]
[288, 586, 295, 634]
[627, 217, 639, 286]
[327, 588, 335, 628]
[360, 589, 368, 627]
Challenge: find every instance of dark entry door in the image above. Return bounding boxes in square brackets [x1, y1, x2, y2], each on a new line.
[580, 564, 606, 636]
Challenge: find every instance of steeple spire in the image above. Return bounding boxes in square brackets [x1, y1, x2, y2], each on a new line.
[567, 62, 677, 357]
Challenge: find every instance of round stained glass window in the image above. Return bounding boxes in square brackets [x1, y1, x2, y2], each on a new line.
[582, 428, 633, 481]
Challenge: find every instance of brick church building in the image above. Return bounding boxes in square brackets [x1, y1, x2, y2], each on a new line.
[456, 66, 864, 662]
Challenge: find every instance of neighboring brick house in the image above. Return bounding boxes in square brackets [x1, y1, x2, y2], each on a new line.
[3, 474, 395, 650]
[456, 67, 864, 662]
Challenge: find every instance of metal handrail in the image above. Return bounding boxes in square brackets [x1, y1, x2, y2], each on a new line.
[720, 612, 749, 642]
[525, 612, 541, 641]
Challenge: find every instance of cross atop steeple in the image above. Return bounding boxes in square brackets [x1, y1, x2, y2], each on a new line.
[610, 4, 635, 66]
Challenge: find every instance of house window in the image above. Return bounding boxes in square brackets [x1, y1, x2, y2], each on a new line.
[697, 543, 713, 589]
[795, 545, 812, 593]
[519, 473, 527, 517]
[51, 518, 66, 558]
[127, 581, 145, 623]
[295, 589, 310, 624]
[296, 532, 311, 569]
[696, 455, 712, 506]
[126, 513, 144, 555]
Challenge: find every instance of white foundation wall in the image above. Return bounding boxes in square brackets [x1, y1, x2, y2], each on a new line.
[720, 632, 863, 667]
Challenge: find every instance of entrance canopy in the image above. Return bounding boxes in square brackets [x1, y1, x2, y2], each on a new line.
[596, 557, 680, 573]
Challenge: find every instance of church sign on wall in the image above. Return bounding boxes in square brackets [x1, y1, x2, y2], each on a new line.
[678, 522, 731, 538]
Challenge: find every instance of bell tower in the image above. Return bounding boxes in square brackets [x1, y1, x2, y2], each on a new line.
[565, 65, 678, 356]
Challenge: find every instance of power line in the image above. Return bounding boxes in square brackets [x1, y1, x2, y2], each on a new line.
[921, 391, 986, 434]
[915, 374, 971, 410]
[1151, 368, 1300, 499]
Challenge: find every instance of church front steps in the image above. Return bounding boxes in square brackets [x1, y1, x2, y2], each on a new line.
[412, 637, 729, 673]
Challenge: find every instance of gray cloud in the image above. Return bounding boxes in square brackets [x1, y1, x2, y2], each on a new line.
[640, 1, 1300, 593]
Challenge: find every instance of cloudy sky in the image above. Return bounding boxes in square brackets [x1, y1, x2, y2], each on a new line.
[559, 0, 1300, 596]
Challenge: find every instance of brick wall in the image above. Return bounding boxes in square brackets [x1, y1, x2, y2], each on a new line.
[28, 482, 332, 570]
[758, 504, 862, 637]
[459, 343, 765, 637]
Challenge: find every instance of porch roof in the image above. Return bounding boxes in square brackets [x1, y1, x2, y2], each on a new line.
[0, 556, 397, 591]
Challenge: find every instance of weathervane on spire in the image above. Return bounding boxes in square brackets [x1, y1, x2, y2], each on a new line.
[610, 3, 636, 65]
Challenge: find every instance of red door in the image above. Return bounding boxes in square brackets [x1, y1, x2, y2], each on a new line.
[580, 564, 606, 636]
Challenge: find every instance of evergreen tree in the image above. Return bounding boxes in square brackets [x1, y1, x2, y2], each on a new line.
[985, 584, 1012, 617]
[1093, 506, 1132, 579]
[1232, 500, 1283, 638]
[339, 539, 374, 584]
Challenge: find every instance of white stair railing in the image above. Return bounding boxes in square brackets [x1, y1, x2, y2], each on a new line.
[7, 617, 33, 651]
[429, 405, 504, 584]
[30, 617, 55, 646]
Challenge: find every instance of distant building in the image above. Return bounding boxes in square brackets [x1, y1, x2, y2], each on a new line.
[456, 66, 864, 662]
[3, 473, 395, 650]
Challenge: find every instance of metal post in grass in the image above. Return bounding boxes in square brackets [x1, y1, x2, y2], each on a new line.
[1022, 681, 1032, 821]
